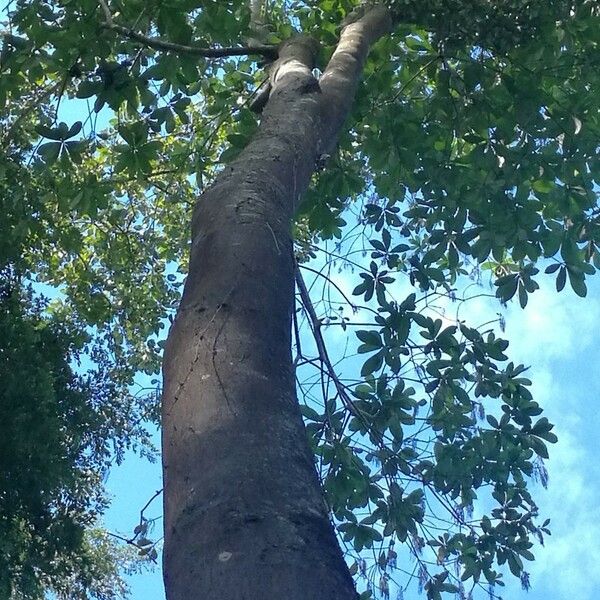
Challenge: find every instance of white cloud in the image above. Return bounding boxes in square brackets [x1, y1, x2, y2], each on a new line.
[507, 426, 600, 600]
[503, 284, 600, 366]
[494, 281, 600, 599]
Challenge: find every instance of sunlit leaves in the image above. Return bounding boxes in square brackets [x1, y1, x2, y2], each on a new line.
[346, 0, 600, 308]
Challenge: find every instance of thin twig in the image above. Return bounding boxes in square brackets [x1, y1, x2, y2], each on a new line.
[139, 488, 163, 521]
[386, 55, 442, 105]
[292, 304, 303, 365]
[299, 263, 357, 310]
[295, 265, 370, 427]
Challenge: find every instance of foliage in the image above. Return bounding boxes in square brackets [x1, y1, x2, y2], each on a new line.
[0, 273, 155, 599]
[1, 0, 599, 598]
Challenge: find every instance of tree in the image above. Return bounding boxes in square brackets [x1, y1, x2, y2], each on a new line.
[0, 270, 151, 599]
[1, 1, 599, 599]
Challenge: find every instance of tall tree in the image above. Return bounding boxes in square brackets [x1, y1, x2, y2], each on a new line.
[1, 1, 599, 599]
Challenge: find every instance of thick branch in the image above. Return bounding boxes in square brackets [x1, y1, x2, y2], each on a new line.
[250, 35, 319, 113]
[101, 22, 277, 58]
[248, 0, 269, 43]
[97, 0, 277, 60]
[97, 0, 113, 24]
[318, 4, 393, 153]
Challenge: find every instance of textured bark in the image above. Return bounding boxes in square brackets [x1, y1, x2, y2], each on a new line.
[162, 7, 392, 600]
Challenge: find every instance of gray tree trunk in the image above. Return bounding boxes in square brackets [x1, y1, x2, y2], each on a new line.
[161, 7, 392, 599]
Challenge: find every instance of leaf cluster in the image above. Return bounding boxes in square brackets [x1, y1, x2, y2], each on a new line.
[0, 277, 152, 599]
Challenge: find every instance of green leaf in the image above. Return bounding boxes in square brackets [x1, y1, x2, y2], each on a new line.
[35, 124, 63, 140]
[567, 270, 587, 297]
[544, 263, 560, 274]
[300, 405, 322, 422]
[76, 79, 103, 98]
[356, 330, 382, 349]
[361, 351, 384, 376]
[37, 141, 61, 163]
[518, 282, 528, 308]
[556, 266, 567, 292]
[532, 179, 554, 194]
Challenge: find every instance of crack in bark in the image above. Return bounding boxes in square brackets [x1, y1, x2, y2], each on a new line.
[170, 285, 236, 410]
[211, 311, 238, 417]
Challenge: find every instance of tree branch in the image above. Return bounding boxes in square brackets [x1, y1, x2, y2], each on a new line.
[97, 0, 278, 60]
[97, 0, 113, 25]
[318, 4, 393, 154]
[295, 265, 368, 425]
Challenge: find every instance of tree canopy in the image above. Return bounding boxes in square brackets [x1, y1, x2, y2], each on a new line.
[1, 0, 599, 599]
[0, 271, 152, 599]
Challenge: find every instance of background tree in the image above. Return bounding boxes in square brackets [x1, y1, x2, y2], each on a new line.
[1, 0, 599, 599]
[0, 269, 152, 599]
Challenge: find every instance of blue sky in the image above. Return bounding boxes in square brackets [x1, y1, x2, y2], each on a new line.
[103, 266, 600, 600]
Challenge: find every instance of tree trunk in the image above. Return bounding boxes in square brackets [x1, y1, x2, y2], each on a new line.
[161, 7, 392, 599]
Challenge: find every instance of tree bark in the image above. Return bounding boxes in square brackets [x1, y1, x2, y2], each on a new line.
[161, 6, 393, 599]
